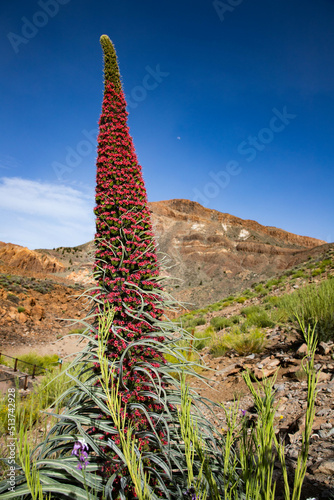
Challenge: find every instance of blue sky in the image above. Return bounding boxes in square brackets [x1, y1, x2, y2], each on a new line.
[1, 0, 333, 249]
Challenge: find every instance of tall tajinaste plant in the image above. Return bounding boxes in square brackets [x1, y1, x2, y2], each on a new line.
[90, 34, 169, 486]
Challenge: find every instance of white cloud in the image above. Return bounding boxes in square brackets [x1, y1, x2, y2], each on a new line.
[0, 177, 95, 249]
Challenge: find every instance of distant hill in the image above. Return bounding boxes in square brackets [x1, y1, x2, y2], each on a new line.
[31, 198, 329, 308]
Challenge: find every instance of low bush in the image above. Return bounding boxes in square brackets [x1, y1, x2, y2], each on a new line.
[236, 296, 247, 303]
[210, 316, 232, 331]
[245, 310, 274, 329]
[193, 327, 215, 350]
[184, 315, 206, 329]
[321, 258, 332, 267]
[265, 278, 281, 288]
[263, 296, 280, 307]
[292, 270, 306, 279]
[210, 326, 266, 357]
[68, 327, 86, 335]
[279, 278, 334, 341]
[253, 284, 265, 293]
[7, 293, 19, 304]
[241, 305, 262, 317]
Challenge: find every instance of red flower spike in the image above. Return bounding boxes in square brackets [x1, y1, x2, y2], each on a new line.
[90, 35, 168, 491]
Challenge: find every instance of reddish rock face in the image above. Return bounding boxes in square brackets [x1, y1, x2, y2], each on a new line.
[0, 242, 64, 273]
[147, 199, 327, 307]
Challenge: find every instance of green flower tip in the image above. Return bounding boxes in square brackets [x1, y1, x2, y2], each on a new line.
[99, 34, 122, 91]
[100, 34, 113, 50]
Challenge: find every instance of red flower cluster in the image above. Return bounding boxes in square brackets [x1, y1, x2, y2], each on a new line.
[94, 82, 163, 334]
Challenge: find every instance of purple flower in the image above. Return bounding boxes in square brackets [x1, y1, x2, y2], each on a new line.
[183, 486, 197, 500]
[241, 409, 247, 416]
[72, 439, 89, 470]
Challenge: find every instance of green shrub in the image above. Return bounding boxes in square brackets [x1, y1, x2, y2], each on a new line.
[17, 306, 25, 313]
[210, 326, 266, 357]
[263, 296, 280, 307]
[321, 259, 332, 267]
[241, 305, 262, 317]
[236, 296, 247, 303]
[292, 270, 306, 279]
[245, 310, 274, 329]
[265, 278, 280, 288]
[311, 269, 321, 277]
[184, 315, 206, 329]
[279, 278, 334, 341]
[253, 284, 265, 294]
[210, 316, 232, 331]
[192, 327, 215, 351]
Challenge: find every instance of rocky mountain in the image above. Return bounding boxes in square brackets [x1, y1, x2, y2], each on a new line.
[27, 198, 326, 309]
[148, 199, 327, 307]
[0, 199, 329, 313]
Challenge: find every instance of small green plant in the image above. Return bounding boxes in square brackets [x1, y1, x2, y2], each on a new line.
[17, 306, 25, 313]
[235, 297, 247, 304]
[292, 270, 306, 279]
[210, 326, 266, 357]
[320, 258, 332, 267]
[192, 327, 215, 350]
[210, 316, 232, 331]
[241, 305, 261, 317]
[265, 278, 280, 288]
[244, 309, 274, 329]
[279, 278, 334, 341]
[263, 296, 280, 307]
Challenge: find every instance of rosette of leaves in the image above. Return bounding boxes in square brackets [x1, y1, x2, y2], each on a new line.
[0, 304, 242, 499]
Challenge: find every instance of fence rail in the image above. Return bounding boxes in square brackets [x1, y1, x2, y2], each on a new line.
[0, 352, 61, 390]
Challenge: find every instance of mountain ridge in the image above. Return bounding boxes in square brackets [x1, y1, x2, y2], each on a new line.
[0, 199, 329, 308]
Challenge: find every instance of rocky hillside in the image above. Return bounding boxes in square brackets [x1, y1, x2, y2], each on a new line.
[31, 199, 328, 309]
[0, 242, 64, 273]
[149, 199, 326, 307]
